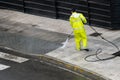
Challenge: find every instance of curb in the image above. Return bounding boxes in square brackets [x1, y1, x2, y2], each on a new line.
[38, 55, 111, 80]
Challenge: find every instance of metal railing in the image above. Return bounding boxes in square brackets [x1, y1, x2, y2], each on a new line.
[0, 0, 119, 29]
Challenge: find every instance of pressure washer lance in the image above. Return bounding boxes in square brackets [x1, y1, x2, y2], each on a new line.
[60, 31, 73, 49]
[84, 26, 120, 62]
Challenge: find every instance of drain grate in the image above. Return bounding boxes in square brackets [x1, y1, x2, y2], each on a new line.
[89, 32, 102, 37]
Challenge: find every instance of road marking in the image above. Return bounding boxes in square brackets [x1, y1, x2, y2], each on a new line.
[0, 64, 10, 70]
[0, 52, 29, 63]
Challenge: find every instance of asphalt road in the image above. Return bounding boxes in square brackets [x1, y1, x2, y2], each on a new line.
[0, 48, 88, 80]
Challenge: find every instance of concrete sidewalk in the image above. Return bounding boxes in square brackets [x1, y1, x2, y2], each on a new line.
[0, 9, 120, 80]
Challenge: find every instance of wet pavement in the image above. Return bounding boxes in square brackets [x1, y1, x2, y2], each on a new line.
[0, 30, 68, 55]
[0, 49, 88, 80]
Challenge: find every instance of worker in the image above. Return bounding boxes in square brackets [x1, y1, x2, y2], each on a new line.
[69, 8, 89, 51]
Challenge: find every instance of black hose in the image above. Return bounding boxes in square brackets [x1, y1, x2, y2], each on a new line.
[84, 26, 120, 62]
[67, 31, 73, 40]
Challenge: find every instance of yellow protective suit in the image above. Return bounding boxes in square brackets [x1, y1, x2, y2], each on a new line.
[69, 12, 87, 50]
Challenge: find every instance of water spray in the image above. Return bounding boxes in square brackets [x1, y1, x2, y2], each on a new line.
[60, 31, 73, 49]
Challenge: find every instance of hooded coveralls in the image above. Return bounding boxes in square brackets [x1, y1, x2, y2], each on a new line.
[69, 12, 87, 50]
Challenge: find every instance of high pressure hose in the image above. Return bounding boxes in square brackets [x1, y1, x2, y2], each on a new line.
[84, 26, 120, 62]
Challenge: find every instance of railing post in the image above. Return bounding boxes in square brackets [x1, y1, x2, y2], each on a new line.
[87, 0, 91, 25]
[23, 0, 25, 13]
[54, 0, 58, 19]
[110, 0, 113, 28]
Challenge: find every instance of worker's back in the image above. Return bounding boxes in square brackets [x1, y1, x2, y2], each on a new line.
[69, 12, 86, 29]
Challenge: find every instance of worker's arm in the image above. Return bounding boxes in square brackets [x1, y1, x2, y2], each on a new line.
[80, 13, 87, 24]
